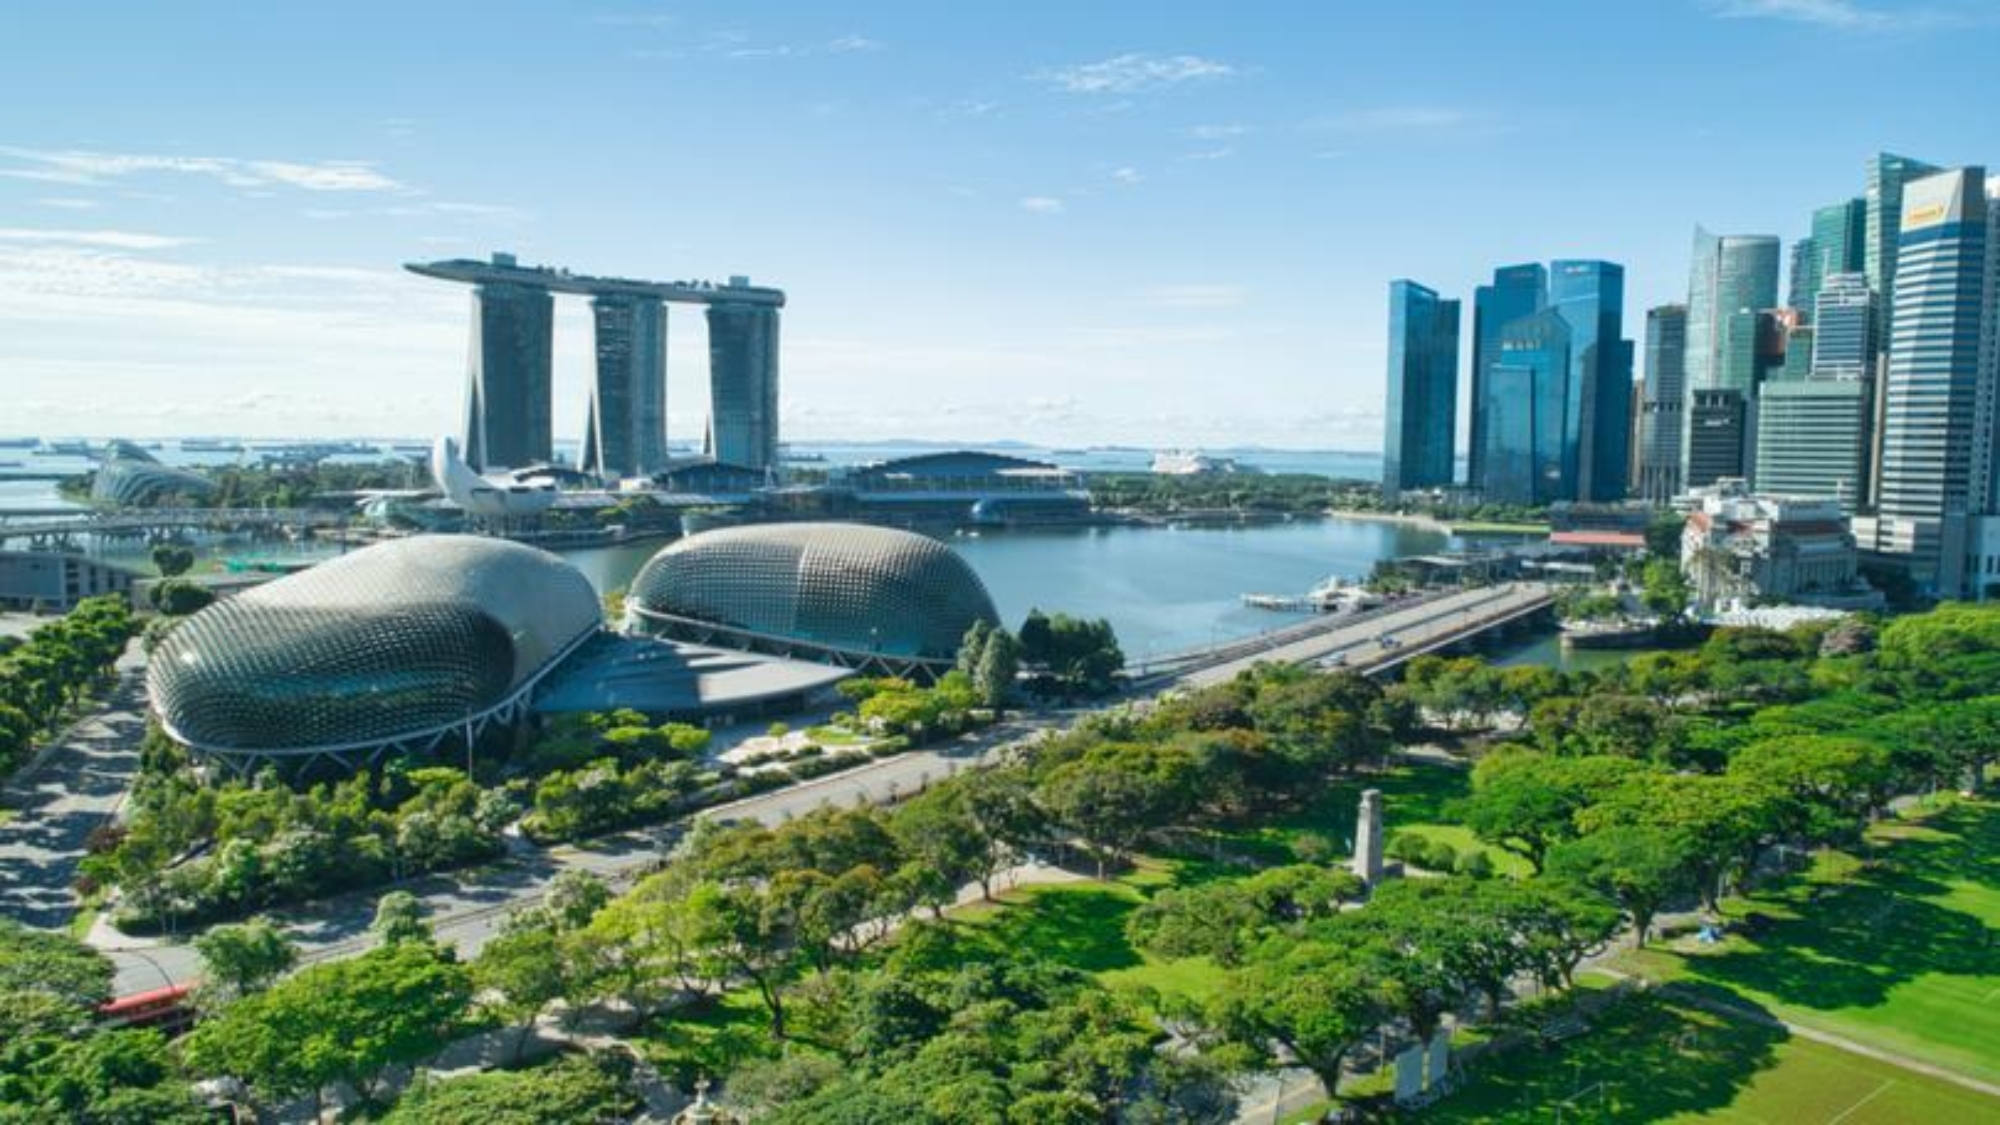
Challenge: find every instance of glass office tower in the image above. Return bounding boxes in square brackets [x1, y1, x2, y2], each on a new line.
[1870, 167, 1992, 595]
[1755, 378, 1872, 511]
[1383, 280, 1462, 496]
[1683, 228, 1779, 482]
[1866, 152, 1941, 357]
[1638, 304, 1688, 503]
[1550, 260, 1632, 502]
[1483, 308, 1572, 506]
[1469, 264, 1547, 491]
[1812, 273, 1874, 381]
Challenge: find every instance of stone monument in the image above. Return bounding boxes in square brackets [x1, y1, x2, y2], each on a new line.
[1352, 787, 1384, 884]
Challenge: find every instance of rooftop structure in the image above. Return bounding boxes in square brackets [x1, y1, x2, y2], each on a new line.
[407, 254, 786, 307]
[148, 536, 601, 775]
[626, 522, 1000, 678]
[409, 253, 786, 477]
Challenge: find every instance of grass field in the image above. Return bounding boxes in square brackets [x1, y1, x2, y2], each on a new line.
[1615, 797, 2000, 1088]
[949, 857, 1233, 1004]
[1190, 763, 1532, 877]
[1423, 989, 1996, 1124]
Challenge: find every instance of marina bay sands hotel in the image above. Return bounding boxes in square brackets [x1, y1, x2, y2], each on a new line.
[407, 252, 785, 478]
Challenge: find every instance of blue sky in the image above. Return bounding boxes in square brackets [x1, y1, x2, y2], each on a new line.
[4, 0, 1998, 449]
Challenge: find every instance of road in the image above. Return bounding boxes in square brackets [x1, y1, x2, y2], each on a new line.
[0, 647, 147, 929]
[1170, 581, 1552, 689]
[98, 712, 1062, 995]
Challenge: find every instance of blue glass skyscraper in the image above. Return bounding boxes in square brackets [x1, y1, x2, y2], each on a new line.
[1382, 280, 1461, 497]
[1469, 264, 1546, 492]
[1550, 260, 1633, 502]
[1486, 308, 1571, 505]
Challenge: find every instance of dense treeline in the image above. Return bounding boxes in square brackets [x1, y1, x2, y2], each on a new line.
[1086, 471, 1547, 525]
[0, 595, 134, 775]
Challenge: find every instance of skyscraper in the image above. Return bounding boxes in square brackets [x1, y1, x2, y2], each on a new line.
[1637, 304, 1688, 504]
[1865, 152, 1942, 355]
[1469, 264, 1547, 491]
[1686, 389, 1749, 488]
[1812, 273, 1875, 381]
[1382, 280, 1461, 497]
[1550, 260, 1633, 502]
[706, 287, 783, 473]
[1487, 309, 1571, 506]
[1755, 378, 1872, 512]
[1790, 198, 1867, 320]
[461, 278, 554, 471]
[582, 295, 668, 480]
[1683, 228, 1780, 482]
[1865, 166, 1992, 595]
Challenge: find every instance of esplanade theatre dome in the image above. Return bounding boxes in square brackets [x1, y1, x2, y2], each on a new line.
[626, 523, 999, 673]
[149, 535, 599, 766]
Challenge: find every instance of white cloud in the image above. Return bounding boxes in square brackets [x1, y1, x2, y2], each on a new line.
[0, 147, 404, 192]
[1182, 147, 1234, 162]
[1311, 107, 1471, 133]
[1706, 0, 1890, 28]
[1187, 123, 1249, 141]
[1705, 0, 1994, 29]
[1034, 53, 1235, 94]
[0, 228, 197, 250]
[1019, 196, 1066, 215]
[31, 197, 97, 210]
[1110, 167, 1144, 184]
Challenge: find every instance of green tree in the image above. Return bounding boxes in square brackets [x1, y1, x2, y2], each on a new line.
[0, 917, 114, 1014]
[1210, 941, 1377, 1098]
[957, 618, 993, 676]
[182, 940, 472, 1113]
[371, 890, 431, 946]
[1546, 824, 1696, 947]
[193, 916, 297, 1003]
[975, 628, 1021, 708]
[148, 543, 195, 577]
[1640, 558, 1691, 618]
[148, 578, 214, 616]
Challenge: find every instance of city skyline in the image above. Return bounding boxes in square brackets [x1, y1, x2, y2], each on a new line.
[7, 2, 2000, 448]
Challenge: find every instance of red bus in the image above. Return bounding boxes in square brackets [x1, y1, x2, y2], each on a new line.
[98, 982, 197, 1035]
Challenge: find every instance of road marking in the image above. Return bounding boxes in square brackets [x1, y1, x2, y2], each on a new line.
[1822, 1078, 1895, 1125]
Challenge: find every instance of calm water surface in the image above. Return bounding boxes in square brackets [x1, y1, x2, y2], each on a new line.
[572, 518, 1460, 662]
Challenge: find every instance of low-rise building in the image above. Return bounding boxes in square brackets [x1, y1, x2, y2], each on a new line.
[1680, 481, 1880, 611]
[0, 550, 138, 612]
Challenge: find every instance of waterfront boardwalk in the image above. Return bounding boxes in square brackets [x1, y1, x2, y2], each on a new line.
[1151, 581, 1554, 689]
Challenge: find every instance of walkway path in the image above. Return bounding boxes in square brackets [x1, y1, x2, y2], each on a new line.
[0, 647, 147, 929]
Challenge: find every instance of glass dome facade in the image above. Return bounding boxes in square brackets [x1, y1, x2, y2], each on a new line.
[149, 535, 600, 755]
[90, 441, 217, 507]
[627, 523, 998, 666]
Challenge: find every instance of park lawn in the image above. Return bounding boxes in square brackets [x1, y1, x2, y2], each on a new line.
[1613, 797, 2000, 1088]
[1195, 763, 1531, 877]
[949, 858, 1232, 1006]
[1421, 990, 1995, 1124]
